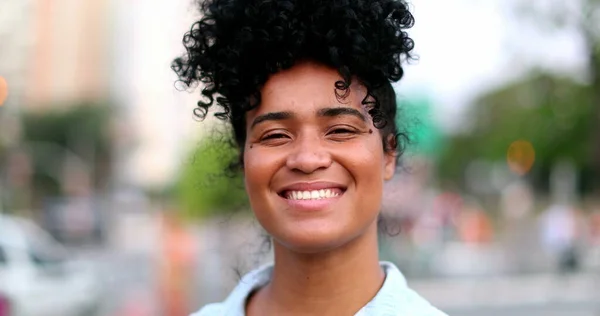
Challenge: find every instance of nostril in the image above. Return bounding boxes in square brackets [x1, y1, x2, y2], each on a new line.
[286, 148, 332, 173]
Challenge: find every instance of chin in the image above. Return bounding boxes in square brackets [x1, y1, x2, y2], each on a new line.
[272, 225, 359, 254]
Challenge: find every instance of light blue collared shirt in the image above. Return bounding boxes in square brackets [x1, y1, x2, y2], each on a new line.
[192, 261, 448, 316]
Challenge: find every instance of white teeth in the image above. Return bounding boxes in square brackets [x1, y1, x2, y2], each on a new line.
[286, 189, 341, 200]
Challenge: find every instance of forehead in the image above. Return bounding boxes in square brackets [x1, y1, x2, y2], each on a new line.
[255, 62, 368, 115]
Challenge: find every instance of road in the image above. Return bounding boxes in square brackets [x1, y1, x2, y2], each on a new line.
[70, 230, 600, 316]
[446, 302, 600, 316]
[412, 271, 600, 316]
[73, 248, 159, 316]
[82, 248, 600, 316]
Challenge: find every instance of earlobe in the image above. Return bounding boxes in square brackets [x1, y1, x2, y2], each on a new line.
[383, 134, 397, 180]
[384, 152, 396, 180]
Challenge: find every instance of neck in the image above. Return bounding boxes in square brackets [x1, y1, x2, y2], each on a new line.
[258, 222, 384, 315]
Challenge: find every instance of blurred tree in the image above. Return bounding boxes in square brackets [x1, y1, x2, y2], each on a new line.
[514, 0, 600, 187]
[175, 132, 248, 219]
[21, 103, 113, 203]
[399, 96, 445, 160]
[438, 71, 594, 194]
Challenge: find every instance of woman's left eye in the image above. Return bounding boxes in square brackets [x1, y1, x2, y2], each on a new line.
[327, 127, 359, 139]
[329, 127, 357, 135]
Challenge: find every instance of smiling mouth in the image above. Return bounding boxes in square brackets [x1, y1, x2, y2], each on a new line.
[279, 188, 345, 200]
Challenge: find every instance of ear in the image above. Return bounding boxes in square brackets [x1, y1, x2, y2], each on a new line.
[383, 135, 397, 181]
[384, 150, 396, 180]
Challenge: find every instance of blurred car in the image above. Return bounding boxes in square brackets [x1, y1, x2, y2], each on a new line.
[0, 214, 103, 316]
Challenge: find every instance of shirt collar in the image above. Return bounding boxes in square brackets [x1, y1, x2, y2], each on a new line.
[220, 261, 444, 316]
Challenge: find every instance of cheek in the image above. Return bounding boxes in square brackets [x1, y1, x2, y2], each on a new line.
[341, 140, 387, 196]
[243, 148, 279, 196]
[243, 151, 260, 192]
[344, 138, 387, 174]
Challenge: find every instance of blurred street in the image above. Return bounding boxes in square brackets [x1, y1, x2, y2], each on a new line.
[83, 250, 158, 316]
[450, 304, 600, 316]
[414, 272, 600, 316]
[60, 212, 600, 316]
[65, 237, 600, 316]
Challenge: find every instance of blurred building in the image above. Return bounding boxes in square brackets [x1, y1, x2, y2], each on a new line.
[110, 0, 214, 189]
[25, 0, 112, 109]
[0, 2, 30, 90]
[0, 0, 214, 192]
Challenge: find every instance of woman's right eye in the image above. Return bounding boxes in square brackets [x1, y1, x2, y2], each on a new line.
[262, 133, 288, 140]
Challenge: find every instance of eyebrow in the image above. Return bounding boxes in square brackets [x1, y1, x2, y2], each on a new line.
[251, 111, 294, 129]
[318, 107, 367, 122]
[250, 106, 367, 129]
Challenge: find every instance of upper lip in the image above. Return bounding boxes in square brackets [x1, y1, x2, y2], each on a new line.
[277, 181, 347, 194]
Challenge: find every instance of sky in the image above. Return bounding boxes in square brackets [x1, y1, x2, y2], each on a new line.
[398, 0, 588, 132]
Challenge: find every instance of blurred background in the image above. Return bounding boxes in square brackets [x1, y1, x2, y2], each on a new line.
[1, 0, 599, 315]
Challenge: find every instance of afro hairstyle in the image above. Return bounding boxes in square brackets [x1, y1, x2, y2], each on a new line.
[172, 0, 415, 161]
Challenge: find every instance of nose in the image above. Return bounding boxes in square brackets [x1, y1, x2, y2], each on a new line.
[286, 134, 332, 174]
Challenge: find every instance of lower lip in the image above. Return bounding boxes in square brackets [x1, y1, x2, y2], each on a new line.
[281, 195, 343, 212]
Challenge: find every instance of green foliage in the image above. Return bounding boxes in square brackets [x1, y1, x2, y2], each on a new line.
[20, 102, 113, 196]
[23, 104, 111, 150]
[511, 0, 600, 189]
[176, 132, 248, 219]
[398, 96, 445, 159]
[437, 71, 595, 192]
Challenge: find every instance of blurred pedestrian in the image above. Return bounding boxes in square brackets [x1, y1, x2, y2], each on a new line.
[499, 181, 539, 274]
[587, 210, 600, 270]
[457, 204, 493, 245]
[540, 203, 583, 273]
[589, 210, 600, 245]
[158, 213, 196, 316]
[113, 289, 154, 316]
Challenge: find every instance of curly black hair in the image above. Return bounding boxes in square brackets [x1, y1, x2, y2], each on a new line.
[173, 0, 415, 161]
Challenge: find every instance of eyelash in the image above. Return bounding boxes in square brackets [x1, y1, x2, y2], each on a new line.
[329, 127, 358, 135]
[262, 132, 289, 140]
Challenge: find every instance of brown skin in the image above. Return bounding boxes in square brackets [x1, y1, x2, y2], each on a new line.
[243, 61, 396, 316]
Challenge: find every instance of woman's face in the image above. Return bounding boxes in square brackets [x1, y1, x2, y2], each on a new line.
[243, 62, 396, 253]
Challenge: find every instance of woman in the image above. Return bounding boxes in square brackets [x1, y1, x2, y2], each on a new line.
[173, 0, 447, 315]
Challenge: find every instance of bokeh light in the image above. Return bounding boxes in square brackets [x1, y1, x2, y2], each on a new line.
[507, 140, 536, 176]
[0, 76, 8, 106]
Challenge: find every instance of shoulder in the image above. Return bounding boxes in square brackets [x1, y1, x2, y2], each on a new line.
[400, 287, 448, 316]
[189, 264, 274, 316]
[363, 286, 448, 316]
[361, 262, 448, 316]
[190, 303, 225, 316]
